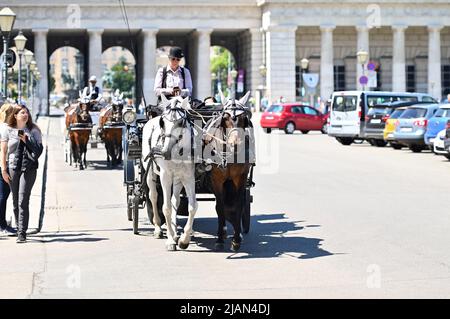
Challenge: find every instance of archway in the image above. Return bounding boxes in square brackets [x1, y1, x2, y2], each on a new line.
[101, 46, 136, 102]
[210, 45, 237, 101]
[49, 46, 85, 106]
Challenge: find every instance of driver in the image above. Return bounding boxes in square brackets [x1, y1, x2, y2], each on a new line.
[154, 47, 193, 102]
[86, 75, 103, 110]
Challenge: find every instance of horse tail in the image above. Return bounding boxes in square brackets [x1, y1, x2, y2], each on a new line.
[223, 179, 235, 208]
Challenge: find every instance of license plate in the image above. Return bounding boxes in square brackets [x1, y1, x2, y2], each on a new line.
[388, 133, 394, 138]
[401, 127, 413, 132]
[371, 119, 381, 124]
[265, 116, 274, 120]
[429, 138, 435, 143]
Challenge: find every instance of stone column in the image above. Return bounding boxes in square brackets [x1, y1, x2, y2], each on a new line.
[142, 28, 158, 105]
[249, 28, 264, 103]
[320, 25, 335, 101]
[265, 25, 297, 103]
[356, 25, 369, 91]
[392, 25, 407, 92]
[32, 28, 48, 115]
[88, 29, 103, 90]
[196, 28, 212, 100]
[428, 25, 443, 99]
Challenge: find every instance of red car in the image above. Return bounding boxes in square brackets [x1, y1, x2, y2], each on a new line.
[260, 103, 329, 134]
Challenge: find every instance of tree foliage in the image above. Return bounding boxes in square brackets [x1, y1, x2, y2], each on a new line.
[210, 46, 235, 97]
[103, 56, 135, 98]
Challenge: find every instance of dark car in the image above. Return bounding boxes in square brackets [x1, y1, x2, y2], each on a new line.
[364, 100, 426, 147]
[445, 120, 450, 160]
[260, 103, 328, 134]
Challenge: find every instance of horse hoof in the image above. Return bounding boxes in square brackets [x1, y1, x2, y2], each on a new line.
[167, 244, 177, 251]
[174, 236, 180, 244]
[178, 242, 189, 250]
[214, 242, 225, 251]
[154, 231, 163, 239]
[231, 241, 241, 252]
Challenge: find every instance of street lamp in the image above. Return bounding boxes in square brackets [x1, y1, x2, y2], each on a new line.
[230, 68, 238, 99]
[14, 30, 27, 102]
[357, 49, 369, 91]
[0, 7, 16, 97]
[24, 50, 33, 99]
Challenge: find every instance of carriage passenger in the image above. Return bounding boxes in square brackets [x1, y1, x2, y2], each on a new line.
[154, 47, 193, 102]
[86, 76, 103, 110]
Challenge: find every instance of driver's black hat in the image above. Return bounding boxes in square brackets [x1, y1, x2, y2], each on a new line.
[169, 47, 184, 59]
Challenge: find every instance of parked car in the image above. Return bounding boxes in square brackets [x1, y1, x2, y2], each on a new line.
[365, 101, 421, 147]
[383, 106, 408, 149]
[432, 129, 448, 156]
[393, 103, 440, 152]
[328, 90, 436, 145]
[260, 103, 328, 134]
[444, 120, 450, 160]
[424, 104, 450, 150]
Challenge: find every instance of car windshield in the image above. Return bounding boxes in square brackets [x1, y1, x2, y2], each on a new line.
[267, 105, 284, 113]
[389, 109, 406, 119]
[399, 108, 427, 119]
[367, 107, 391, 116]
[434, 108, 450, 118]
[332, 95, 358, 112]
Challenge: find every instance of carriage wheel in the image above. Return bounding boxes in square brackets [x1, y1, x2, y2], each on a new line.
[132, 196, 139, 235]
[127, 187, 133, 221]
[68, 139, 73, 166]
[241, 188, 252, 234]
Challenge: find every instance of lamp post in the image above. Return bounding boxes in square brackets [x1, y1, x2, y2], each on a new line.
[0, 7, 16, 97]
[24, 50, 33, 99]
[357, 49, 369, 91]
[300, 58, 309, 103]
[14, 30, 27, 102]
[211, 72, 217, 97]
[230, 68, 238, 100]
[30, 60, 36, 102]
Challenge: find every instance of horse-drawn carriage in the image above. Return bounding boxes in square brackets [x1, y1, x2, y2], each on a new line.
[122, 94, 255, 251]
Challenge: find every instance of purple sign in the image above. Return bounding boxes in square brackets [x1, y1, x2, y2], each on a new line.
[359, 75, 369, 85]
[367, 62, 376, 71]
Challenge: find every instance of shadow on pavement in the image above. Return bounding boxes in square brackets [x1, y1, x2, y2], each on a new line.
[189, 213, 335, 260]
[88, 160, 123, 171]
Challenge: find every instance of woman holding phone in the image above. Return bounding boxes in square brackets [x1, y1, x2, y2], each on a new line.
[0, 103, 14, 235]
[0, 105, 43, 243]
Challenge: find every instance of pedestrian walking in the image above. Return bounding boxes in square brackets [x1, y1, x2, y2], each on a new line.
[0, 102, 15, 235]
[0, 104, 43, 243]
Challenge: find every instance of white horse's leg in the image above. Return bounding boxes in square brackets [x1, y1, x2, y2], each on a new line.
[160, 170, 177, 251]
[171, 179, 183, 243]
[146, 170, 163, 238]
[178, 167, 198, 250]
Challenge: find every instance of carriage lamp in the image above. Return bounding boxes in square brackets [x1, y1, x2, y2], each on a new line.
[122, 107, 137, 124]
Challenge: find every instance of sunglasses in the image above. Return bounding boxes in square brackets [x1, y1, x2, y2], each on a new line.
[170, 57, 181, 62]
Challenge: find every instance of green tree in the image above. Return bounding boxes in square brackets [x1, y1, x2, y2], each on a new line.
[210, 46, 235, 97]
[103, 56, 135, 99]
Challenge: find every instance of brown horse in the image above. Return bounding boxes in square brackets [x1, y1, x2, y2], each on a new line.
[204, 92, 255, 251]
[98, 93, 124, 167]
[65, 101, 92, 170]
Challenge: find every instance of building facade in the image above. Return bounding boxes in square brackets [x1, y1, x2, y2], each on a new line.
[3, 0, 450, 114]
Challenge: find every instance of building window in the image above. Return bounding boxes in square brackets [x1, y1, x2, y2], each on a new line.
[333, 65, 345, 91]
[442, 65, 450, 97]
[406, 65, 416, 93]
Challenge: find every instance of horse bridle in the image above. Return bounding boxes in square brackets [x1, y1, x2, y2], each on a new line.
[159, 107, 190, 146]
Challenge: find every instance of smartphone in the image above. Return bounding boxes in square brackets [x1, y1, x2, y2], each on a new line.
[18, 129, 24, 136]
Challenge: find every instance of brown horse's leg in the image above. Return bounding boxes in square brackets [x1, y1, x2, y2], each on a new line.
[229, 168, 248, 252]
[211, 169, 227, 250]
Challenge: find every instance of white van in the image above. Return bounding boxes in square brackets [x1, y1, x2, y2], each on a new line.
[327, 91, 436, 145]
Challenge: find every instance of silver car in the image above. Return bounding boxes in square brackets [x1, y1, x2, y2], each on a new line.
[393, 103, 440, 153]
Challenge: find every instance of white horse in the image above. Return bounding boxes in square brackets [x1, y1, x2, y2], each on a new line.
[141, 95, 198, 251]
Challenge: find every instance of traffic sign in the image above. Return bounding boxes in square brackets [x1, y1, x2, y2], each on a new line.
[359, 75, 368, 85]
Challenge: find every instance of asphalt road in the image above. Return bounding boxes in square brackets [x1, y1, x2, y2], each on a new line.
[2, 111, 450, 298]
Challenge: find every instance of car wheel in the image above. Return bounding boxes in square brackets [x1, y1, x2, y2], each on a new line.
[336, 137, 353, 146]
[445, 153, 450, 160]
[374, 139, 388, 147]
[409, 145, 423, 153]
[391, 142, 403, 150]
[264, 128, 272, 134]
[301, 130, 309, 134]
[321, 124, 328, 134]
[368, 139, 376, 146]
[284, 122, 295, 134]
